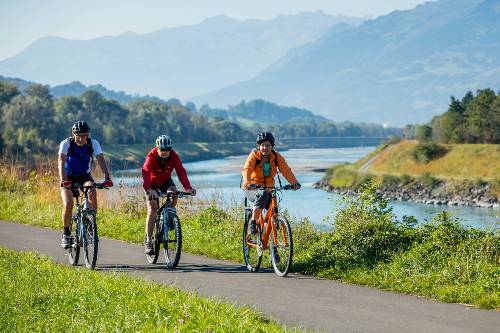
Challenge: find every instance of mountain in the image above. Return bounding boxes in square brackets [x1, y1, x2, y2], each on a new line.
[193, 0, 500, 126]
[0, 12, 362, 100]
[0, 75, 165, 104]
[199, 99, 327, 125]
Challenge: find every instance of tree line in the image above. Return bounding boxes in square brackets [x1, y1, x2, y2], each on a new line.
[0, 82, 254, 156]
[405, 89, 500, 144]
[0, 81, 402, 158]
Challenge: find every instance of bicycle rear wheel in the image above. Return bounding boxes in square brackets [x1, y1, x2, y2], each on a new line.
[67, 217, 80, 266]
[83, 213, 99, 269]
[270, 215, 293, 277]
[146, 218, 161, 264]
[163, 214, 182, 269]
[242, 210, 262, 272]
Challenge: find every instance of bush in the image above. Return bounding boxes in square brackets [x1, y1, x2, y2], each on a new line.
[420, 172, 440, 188]
[301, 180, 417, 274]
[400, 174, 413, 186]
[412, 142, 448, 164]
[381, 174, 400, 187]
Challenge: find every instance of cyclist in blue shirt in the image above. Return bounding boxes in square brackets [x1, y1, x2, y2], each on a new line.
[58, 121, 113, 248]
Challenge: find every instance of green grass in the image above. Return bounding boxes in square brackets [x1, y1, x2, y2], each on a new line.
[0, 248, 293, 332]
[366, 141, 500, 181]
[1, 171, 499, 310]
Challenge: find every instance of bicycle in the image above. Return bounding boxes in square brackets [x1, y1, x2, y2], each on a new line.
[145, 190, 192, 269]
[67, 182, 109, 269]
[242, 184, 294, 277]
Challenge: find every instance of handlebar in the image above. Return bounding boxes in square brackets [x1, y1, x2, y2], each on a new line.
[251, 184, 295, 191]
[70, 182, 110, 190]
[158, 190, 194, 198]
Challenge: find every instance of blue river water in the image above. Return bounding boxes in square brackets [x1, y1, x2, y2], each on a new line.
[115, 147, 499, 230]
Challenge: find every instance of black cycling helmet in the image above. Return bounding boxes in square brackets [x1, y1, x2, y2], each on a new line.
[72, 121, 90, 134]
[256, 131, 275, 146]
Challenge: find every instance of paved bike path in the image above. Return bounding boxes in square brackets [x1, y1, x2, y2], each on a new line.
[1, 221, 499, 332]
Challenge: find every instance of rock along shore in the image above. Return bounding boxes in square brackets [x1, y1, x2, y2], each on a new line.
[313, 178, 500, 209]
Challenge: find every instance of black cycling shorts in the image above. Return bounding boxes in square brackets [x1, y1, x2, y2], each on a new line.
[151, 178, 176, 194]
[63, 173, 94, 197]
[254, 190, 272, 210]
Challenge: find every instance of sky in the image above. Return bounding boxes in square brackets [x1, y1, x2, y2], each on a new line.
[0, 0, 434, 61]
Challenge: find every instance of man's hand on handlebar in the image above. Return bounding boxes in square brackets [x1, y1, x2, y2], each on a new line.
[103, 179, 113, 187]
[61, 180, 72, 188]
[292, 182, 301, 190]
[187, 188, 196, 196]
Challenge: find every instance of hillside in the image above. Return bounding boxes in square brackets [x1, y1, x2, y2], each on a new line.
[316, 140, 500, 207]
[357, 141, 500, 181]
[0, 12, 362, 99]
[0, 76, 165, 105]
[195, 0, 500, 125]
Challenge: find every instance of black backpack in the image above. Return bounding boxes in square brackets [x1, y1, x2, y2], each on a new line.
[67, 137, 94, 163]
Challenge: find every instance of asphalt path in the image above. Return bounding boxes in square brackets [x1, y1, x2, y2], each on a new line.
[1, 220, 499, 332]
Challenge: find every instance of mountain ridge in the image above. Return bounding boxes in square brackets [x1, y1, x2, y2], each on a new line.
[193, 0, 500, 126]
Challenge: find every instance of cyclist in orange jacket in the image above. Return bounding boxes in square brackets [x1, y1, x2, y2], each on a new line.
[242, 132, 300, 234]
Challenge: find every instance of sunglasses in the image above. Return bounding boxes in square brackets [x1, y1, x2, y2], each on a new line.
[159, 148, 171, 152]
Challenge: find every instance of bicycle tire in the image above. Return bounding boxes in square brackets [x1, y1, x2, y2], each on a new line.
[146, 217, 161, 264]
[270, 215, 293, 277]
[242, 209, 262, 272]
[83, 213, 99, 269]
[163, 214, 182, 269]
[67, 217, 80, 266]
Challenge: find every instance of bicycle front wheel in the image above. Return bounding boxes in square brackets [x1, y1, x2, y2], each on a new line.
[163, 214, 182, 269]
[242, 211, 262, 272]
[146, 218, 161, 264]
[270, 215, 293, 277]
[83, 214, 99, 269]
[68, 218, 80, 266]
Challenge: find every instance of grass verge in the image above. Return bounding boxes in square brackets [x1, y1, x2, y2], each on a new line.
[0, 247, 292, 332]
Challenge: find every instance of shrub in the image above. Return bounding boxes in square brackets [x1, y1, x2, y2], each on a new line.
[420, 172, 440, 188]
[302, 180, 417, 275]
[412, 142, 448, 164]
[381, 174, 400, 187]
[400, 174, 413, 186]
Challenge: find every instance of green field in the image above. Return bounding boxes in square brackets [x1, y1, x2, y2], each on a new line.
[0, 248, 294, 332]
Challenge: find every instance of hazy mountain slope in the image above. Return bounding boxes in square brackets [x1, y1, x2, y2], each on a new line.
[194, 0, 500, 125]
[0, 12, 362, 99]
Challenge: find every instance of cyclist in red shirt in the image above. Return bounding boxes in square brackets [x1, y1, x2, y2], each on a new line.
[142, 135, 196, 254]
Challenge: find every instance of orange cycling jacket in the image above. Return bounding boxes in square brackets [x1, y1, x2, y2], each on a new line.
[242, 149, 298, 188]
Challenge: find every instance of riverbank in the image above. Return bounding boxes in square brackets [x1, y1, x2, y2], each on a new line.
[104, 137, 387, 168]
[104, 141, 255, 168]
[314, 141, 500, 209]
[1, 165, 498, 309]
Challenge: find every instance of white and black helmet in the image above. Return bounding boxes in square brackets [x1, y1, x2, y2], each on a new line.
[155, 135, 172, 151]
[72, 121, 90, 134]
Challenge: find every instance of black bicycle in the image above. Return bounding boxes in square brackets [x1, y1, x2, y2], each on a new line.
[146, 190, 192, 269]
[67, 182, 109, 269]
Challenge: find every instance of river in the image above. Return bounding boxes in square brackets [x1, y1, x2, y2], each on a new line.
[115, 147, 499, 230]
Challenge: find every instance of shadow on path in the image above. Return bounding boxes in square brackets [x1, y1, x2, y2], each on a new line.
[96, 262, 265, 274]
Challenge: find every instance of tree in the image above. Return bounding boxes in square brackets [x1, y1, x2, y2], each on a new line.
[416, 124, 433, 142]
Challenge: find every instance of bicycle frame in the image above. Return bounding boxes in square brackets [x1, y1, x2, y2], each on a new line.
[71, 185, 95, 243]
[249, 187, 291, 251]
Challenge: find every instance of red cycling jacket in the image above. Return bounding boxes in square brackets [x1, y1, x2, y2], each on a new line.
[142, 148, 192, 191]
